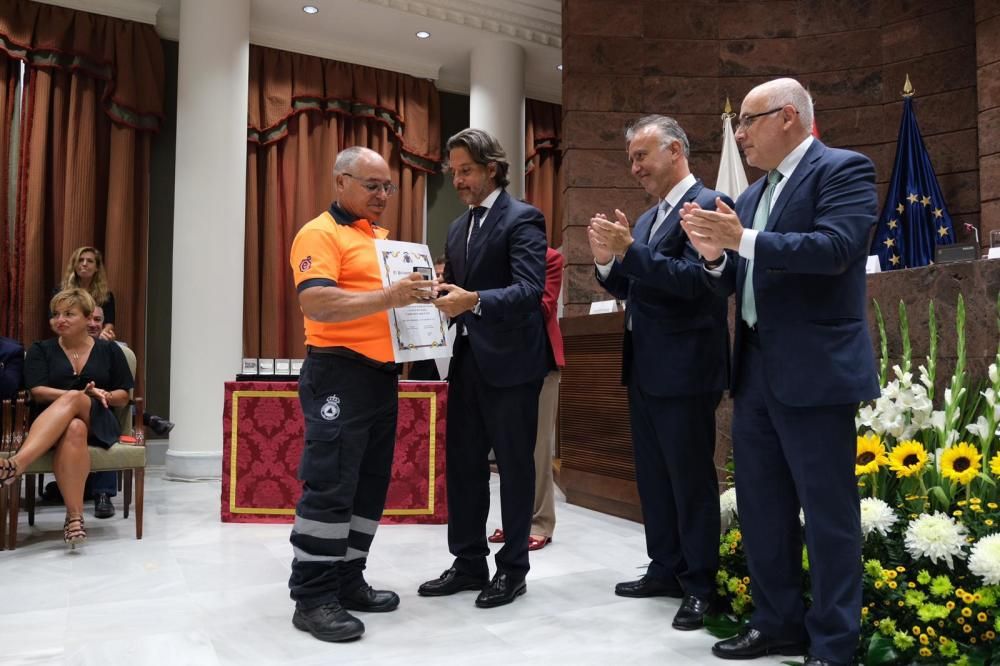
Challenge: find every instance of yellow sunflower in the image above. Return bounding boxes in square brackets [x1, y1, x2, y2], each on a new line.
[888, 440, 929, 478]
[940, 442, 982, 486]
[856, 433, 888, 476]
[991, 452, 1000, 477]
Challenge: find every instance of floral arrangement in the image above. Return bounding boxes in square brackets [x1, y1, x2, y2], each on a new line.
[713, 295, 1000, 665]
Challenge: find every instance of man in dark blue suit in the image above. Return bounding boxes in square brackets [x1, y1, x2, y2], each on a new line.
[589, 115, 731, 631]
[682, 78, 879, 666]
[417, 128, 548, 608]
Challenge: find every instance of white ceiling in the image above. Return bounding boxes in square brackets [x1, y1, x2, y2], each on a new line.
[32, 0, 563, 103]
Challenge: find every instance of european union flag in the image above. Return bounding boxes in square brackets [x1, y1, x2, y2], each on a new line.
[872, 96, 955, 270]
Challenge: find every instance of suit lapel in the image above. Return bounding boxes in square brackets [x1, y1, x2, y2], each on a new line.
[736, 179, 766, 290]
[465, 190, 509, 278]
[633, 206, 657, 246]
[451, 210, 474, 284]
[649, 181, 703, 248]
[765, 140, 824, 232]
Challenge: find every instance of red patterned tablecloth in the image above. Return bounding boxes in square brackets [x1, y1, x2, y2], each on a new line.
[222, 380, 447, 524]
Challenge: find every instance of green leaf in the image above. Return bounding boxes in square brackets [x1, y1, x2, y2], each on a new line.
[929, 485, 950, 509]
[702, 613, 745, 639]
[865, 633, 900, 666]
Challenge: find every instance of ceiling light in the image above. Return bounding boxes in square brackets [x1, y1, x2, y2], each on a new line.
[302, 5, 319, 14]
[416, 31, 431, 39]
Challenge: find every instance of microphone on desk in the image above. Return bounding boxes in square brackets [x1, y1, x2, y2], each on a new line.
[965, 223, 980, 248]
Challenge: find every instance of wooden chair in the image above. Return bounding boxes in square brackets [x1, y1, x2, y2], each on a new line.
[0, 392, 29, 550]
[0, 348, 146, 550]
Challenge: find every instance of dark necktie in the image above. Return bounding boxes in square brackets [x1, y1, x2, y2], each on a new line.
[467, 206, 487, 249]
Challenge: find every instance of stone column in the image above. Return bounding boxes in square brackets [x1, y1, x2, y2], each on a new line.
[166, 0, 250, 480]
[469, 40, 525, 198]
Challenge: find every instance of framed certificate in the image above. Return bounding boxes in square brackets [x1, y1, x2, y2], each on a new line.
[373, 239, 453, 363]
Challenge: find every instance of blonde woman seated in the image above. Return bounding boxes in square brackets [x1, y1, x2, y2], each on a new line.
[0, 289, 133, 547]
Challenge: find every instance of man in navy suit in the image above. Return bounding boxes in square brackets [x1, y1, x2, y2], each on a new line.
[682, 78, 879, 666]
[589, 115, 731, 631]
[417, 128, 548, 608]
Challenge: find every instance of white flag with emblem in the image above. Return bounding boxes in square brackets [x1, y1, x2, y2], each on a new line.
[715, 113, 749, 200]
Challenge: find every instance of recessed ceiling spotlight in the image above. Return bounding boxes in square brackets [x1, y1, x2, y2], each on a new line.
[557, 64, 563, 71]
[303, 5, 319, 14]
[416, 31, 431, 39]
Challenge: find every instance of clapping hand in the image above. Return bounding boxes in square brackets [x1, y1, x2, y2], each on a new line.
[588, 209, 634, 260]
[680, 198, 744, 260]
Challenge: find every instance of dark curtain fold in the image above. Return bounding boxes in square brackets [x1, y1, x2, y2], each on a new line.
[0, 55, 18, 338]
[245, 45, 441, 359]
[0, 0, 164, 396]
[525, 98, 562, 249]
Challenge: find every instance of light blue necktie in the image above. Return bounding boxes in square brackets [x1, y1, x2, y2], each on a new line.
[741, 170, 783, 328]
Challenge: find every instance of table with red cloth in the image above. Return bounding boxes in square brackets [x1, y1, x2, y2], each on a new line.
[222, 380, 447, 524]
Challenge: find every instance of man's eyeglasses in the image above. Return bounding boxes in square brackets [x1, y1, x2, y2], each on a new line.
[735, 106, 787, 131]
[344, 173, 399, 196]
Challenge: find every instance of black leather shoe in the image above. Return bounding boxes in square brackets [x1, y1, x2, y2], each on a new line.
[418, 568, 488, 597]
[712, 627, 807, 660]
[475, 572, 526, 608]
[615, 574, 683, 598]
[671, 594, 713, 630]
[94, 493, 115, 519]
[148, 415, 175, 436]
[340, 583, 400, 612]
[805, 658, 842, 666]
[292, 603, 364, 642]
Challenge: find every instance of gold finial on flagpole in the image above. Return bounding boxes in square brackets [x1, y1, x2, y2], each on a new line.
[902, 74, 914, 98]
[722, 97, 734, 119]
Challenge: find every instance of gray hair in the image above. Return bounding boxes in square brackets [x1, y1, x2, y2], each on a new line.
[624, 115, 690, 158]
[758, 78, 814, 132]
[333, 146, 382, 175]
[445, 128, 510, 189]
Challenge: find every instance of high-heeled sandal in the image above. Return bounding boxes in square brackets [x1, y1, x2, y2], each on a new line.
[64, 514, 87, 549]
[0, 456, 19, 486]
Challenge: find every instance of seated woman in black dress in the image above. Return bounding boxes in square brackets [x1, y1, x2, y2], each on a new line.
[0, 289, 133, 547]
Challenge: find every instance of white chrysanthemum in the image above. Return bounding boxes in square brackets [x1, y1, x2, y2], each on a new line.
[859, 498, 897, 538]
[904, 512, 968, 569]
[719, 488, 738, 531]
[720, 488, 737, 519]
[968, 534, 1000, 585]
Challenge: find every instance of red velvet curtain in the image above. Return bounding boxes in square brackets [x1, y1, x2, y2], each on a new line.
[0, 0, 163, 393]
[525, 98, 562, 248]
[0, 54, 19, 337]
[245, 45, 441, 359]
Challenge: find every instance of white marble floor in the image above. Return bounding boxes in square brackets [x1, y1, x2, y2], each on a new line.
[2, 471, 789, 666]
